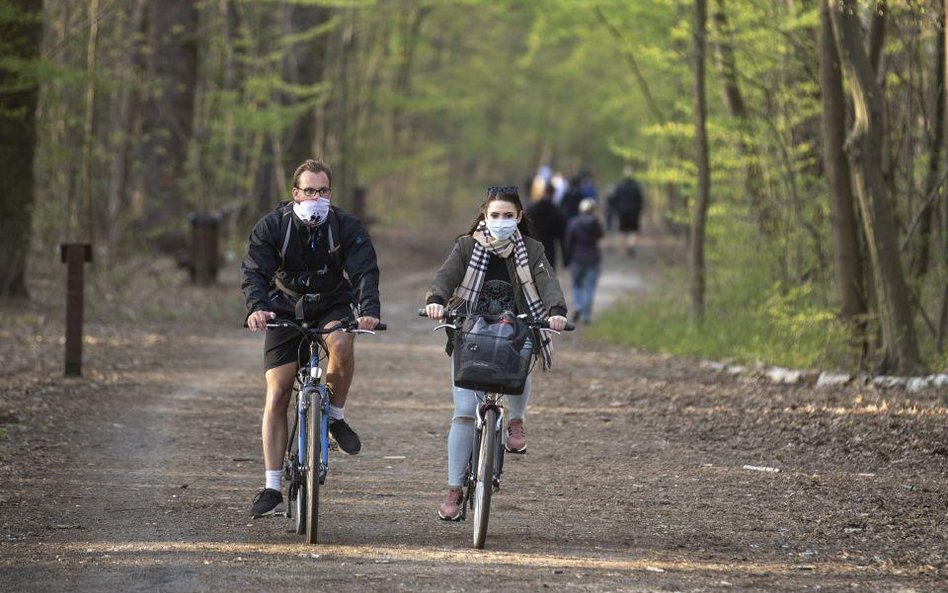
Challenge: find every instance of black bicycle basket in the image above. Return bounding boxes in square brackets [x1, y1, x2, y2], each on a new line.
[453, 312, 533, 395]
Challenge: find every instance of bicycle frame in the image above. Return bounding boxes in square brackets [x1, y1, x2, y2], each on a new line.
[272, 318, 386, 544]
[296, 360, 330, 485]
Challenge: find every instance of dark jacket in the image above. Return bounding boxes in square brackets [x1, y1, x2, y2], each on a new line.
[426, 235, 567, 317]
[425, 235, 567, 358]
[564, 214, 604, 267]
[525, 198, 566, 268]
[241, 203, 381, 319]
[608, 177, 643, 216]
[559, 188, 584, 222]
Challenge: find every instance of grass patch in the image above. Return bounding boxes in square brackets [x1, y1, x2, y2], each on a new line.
[588, 267, 859, 371]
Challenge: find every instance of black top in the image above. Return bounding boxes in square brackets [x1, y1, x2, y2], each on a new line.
[241, 203, 381, 319]
[525, 198, 566, 268]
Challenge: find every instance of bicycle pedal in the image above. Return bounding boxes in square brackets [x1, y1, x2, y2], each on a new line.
[328, 440, 340, 452]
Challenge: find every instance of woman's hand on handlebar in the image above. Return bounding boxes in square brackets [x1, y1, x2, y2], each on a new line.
[247, 310, 276, 331]
[356, 316, 381, 330]
[547, 315, 568, 332]
[425, 303, 445, 322]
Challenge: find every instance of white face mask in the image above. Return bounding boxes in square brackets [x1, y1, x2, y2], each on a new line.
[485, 218, 519, 241]
[293, 197, 330, 226]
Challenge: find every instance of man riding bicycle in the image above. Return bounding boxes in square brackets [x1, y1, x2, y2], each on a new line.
[242, 158, 381, 519]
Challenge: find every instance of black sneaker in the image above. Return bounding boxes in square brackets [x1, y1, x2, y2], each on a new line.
[328, 418, 362, 455]
[250, 488, 283, 518]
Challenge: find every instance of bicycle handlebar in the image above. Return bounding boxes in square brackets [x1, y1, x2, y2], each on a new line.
[417, 308, 574, 332]
[264, 318, 387, 336]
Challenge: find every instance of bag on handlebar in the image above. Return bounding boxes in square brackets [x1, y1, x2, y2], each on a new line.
[453, 312, 533, 395]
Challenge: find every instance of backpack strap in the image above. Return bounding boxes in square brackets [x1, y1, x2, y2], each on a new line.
[325, 208, 343, 272]
[278, 204, 344, 272]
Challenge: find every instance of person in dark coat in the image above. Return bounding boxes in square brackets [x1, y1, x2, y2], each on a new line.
[525, 182, 566, 268]
[241, 158, 381, 519]
[564, 198, 604, 324]
[607, 166, 644, 256]
[559, 175, 585, 224]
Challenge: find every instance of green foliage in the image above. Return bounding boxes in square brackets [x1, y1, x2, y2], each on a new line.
[588, 268, 858, 371]
[20, 0, 948, 370]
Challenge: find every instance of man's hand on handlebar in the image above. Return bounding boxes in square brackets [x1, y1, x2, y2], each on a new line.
[356, 316, 381, 330]
[547, 315, 568, 332]
[425, 303, 445, 322]
[247, 310, 276, 331]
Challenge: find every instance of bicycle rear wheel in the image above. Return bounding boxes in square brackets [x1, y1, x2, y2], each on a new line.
[304, 390, 322, 544]
[472, 408, 497, 548]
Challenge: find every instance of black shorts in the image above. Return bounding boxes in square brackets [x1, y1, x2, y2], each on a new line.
[263, 303, 355, 371]
[617, 212, 640, 232]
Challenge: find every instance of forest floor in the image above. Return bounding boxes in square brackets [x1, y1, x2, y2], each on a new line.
[0, 226, 946, 593]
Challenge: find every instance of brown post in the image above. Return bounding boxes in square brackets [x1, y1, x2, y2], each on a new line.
[352, 185, 367, 222]
[60, 243, 92, 377]
[189, 212, 219, 285]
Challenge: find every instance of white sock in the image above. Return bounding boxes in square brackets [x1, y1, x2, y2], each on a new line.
[265, 470, 281, 491]
[328, 404, 345, 421]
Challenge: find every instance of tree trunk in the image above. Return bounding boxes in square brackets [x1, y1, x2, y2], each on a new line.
[829, 0, 926, 375]
[78, 0, 100, 245]
[392, 7, 429, 150]
[0, 0, 43, 300]
[819, 0, 867, 350]
[105, 0, 147, 257]
[711, 0, 775, 235]
[282, 3, 330, 182]
[910, 4, 944, 277]
[867, 1, 886, 74]
[135, 0, 199, 241]
[691, 0, 712, 320]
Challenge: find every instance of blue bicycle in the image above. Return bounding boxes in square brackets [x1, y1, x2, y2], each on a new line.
[265, 318, 385, 544]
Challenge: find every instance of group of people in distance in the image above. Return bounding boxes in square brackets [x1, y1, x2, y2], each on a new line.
[525, 165, 644, 324]
[240, 157, 638, 523]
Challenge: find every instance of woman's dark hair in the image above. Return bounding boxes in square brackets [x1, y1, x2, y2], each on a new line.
[464, 185, 535, 238]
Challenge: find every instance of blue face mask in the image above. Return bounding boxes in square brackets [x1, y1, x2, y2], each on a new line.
[485, 218, 519, 241]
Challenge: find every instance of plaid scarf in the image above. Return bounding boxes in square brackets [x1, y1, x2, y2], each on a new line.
[450, 223, 554, 369]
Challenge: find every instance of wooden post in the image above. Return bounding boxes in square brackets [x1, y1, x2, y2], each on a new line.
[352, 185, 367, 223]
[188, 212, 219, 285]
[60, 243, 92, 377]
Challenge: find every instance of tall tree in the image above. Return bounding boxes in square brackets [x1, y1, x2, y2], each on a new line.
[710, 0, 774, 235]
[104, 0, 147, 256]
[0, 0, 42, 299]
[691, 0, 711, 319]
[909, 3, 945, 277]
[134, 0, 199, 240]
[829, 0, 926, 375]
[281, 3, 331, 184]
[819, 0, 867, 353]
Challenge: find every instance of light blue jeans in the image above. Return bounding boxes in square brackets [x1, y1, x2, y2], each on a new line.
[446, 359, 531, 487]
[570, 261, 601, 322]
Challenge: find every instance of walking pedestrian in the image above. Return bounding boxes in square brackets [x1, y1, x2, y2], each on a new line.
[564, 198, 604, 324]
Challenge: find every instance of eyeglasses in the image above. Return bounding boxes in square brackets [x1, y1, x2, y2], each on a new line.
[487, 185, 519, 195]
[295, 186, 331, 198]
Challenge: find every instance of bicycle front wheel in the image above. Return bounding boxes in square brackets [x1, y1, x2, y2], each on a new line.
[304, 390, 322, 544]
[472, 408, 497, 549]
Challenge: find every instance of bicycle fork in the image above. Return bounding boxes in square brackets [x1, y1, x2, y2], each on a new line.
[475, 402, 505, 491]
[299, 384, 331, 485]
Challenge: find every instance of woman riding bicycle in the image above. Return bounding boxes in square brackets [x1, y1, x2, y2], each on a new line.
[424, 185, 568, 521]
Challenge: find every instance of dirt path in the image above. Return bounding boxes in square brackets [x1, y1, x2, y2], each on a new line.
[1, 230, 946, 592]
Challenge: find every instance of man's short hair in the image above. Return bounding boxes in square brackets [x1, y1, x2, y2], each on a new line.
[292, 159, 332, 189]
